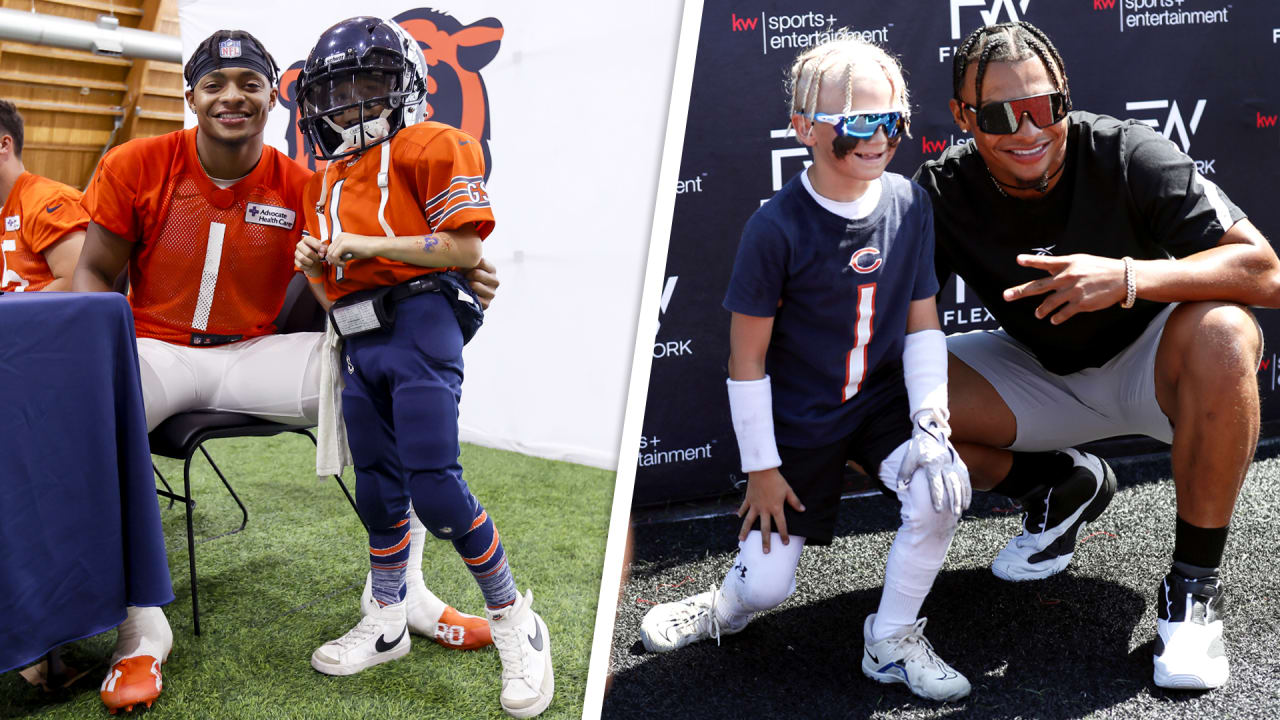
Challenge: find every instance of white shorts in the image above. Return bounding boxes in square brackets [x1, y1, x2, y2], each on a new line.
[946, 304, 1177, 451]
[137, 333, 324, 432]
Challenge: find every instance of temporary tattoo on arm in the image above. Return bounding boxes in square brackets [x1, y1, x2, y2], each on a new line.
[421, 233, 453, 255]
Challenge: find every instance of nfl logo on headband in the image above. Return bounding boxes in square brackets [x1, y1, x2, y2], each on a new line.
[219, 39, 242, 59]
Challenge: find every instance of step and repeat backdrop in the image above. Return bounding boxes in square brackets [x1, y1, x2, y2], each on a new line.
[636, 0, 1280, 506]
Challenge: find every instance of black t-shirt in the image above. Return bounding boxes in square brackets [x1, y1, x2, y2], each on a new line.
[913, 111, 1245, 375]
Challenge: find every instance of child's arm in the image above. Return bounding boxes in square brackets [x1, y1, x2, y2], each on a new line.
[323, 225, 483, 270]
[728, 311, 805, 554]
[900, 296, 971, 515]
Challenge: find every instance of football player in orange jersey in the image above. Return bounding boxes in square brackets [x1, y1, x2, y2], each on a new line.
[0, 100, 87, 292]
[293, 17, 552, 718]
[71, 30, 493, 714]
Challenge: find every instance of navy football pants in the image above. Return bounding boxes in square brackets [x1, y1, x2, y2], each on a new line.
[341, 291, 482, 541]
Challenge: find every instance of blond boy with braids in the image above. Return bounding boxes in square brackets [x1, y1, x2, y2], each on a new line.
[639, 37, 973, 702]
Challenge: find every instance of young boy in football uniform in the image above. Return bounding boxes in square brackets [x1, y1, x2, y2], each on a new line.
[73, 29, 489, 714]
[639, 37, 973, 702]
[293, 17, 553, 718]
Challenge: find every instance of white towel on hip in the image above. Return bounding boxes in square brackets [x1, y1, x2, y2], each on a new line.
[316, 320, 352, 477]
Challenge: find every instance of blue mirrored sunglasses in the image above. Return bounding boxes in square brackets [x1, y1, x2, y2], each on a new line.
[804, 111, 906, 141]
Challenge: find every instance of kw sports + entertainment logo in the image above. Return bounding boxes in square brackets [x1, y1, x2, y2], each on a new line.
[278, 8, 503, 179]
[941, 0, 1030, 62]
[731, 10, 889, 55]
[1093, 0, 1230, 32]
[1126, 98, 1216, 173]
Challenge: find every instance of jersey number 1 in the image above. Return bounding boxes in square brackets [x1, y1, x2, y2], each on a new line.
[842, 283, 876, 402]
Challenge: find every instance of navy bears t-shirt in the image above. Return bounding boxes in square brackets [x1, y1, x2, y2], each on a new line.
[724, 170, 939, 448]
[915, 111, 1245, 374]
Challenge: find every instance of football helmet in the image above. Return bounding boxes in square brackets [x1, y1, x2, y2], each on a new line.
[297, 16, 427, 160]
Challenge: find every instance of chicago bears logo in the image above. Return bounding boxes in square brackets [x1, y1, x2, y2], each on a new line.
[848, 247, 882, 274]
[278, 8, 503, 178]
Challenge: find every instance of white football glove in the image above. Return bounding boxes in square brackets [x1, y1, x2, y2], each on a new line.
[895, 408, 972, 516]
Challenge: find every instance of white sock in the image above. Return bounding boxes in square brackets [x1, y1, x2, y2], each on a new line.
[716, 530, 805, 627]
[112, 606, 173, 663]
[873, 445, 959, 640]
[407, 506, 447, 625]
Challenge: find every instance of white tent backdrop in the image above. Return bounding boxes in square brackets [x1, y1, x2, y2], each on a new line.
[178, 1, 682, 469]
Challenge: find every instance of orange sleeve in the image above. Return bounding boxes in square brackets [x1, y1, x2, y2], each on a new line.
[81, 145, 141, 241]
[25, 183, 88, 254]
[413, 127, 495, 238]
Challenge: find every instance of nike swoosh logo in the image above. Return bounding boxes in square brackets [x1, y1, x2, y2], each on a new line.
[866, 649, 880, 664]
[527, 620, 544, 651]
[458, 140, 470, 146]
[46, 204, 62, 213]
[375, 624, 408, 652]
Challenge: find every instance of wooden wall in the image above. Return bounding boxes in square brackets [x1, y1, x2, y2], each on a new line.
[0, 0, 184, 189]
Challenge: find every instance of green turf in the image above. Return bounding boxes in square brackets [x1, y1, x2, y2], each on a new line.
[0, 435, 613, 719]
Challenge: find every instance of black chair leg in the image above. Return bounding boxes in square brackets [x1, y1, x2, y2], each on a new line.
[197, 443, 249, 541]
[153, 464, 176, 509]
[183, 453, 200, 637]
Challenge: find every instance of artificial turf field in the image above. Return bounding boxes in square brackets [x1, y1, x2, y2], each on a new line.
[607, 442, 1280, 720]
[0, 434, 613, 720]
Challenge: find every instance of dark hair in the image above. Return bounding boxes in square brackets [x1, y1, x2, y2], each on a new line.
[952, 21, 1069, 110]
[0, 99, 24, 157]
[184, 29, 280, 86]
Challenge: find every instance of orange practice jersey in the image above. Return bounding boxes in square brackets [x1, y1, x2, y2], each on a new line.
[302, 122, 494, 301]
[82, 128, 312, 344]
[0, 172, 88, 292]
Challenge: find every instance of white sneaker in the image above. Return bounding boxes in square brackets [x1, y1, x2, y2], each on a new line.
[992, 449, 1116, 582]
[311, 600, 410, 676]
[1154, 571, 1229, 689]
[861, 615, 970, 702]
[487, 590, 554, 718]
[360, 572, 493, 650]
[639, 586, 748, 653]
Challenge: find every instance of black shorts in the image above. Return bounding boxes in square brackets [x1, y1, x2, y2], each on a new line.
[750, 390, 911, 545]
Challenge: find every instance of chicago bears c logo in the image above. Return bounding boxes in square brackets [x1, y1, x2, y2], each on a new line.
[849, 247, 882, 274]
[278, 8, 503, 179]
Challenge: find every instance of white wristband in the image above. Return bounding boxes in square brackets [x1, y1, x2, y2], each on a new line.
[1121, 256, 1136, 309]
[902, 329, 949, 417]
[727, 376, 783, 473]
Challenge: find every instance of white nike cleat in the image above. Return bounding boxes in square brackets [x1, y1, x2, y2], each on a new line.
[360, 572, 492, 649]
[992, 449, 1116, 582]
[487, 590, 554, 718]
[1154, 570, 1229, 690]
[311, 600, 410, 676]
[639, 586, 748, 653]
[861, 615, 970, 702]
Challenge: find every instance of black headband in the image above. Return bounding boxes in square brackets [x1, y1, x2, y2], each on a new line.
[186, 36, 276, 88]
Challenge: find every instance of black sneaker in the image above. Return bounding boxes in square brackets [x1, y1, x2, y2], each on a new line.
[1154, 570, 1228, 689]
[991, 449, 1116, 581]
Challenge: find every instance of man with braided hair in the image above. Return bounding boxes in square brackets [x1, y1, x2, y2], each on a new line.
[639, 36, 973, 702]
[913, 20, 1280, 690]
[73, 28, 496, 714]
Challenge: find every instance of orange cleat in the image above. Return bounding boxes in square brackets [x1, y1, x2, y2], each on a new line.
[100, 655, 164, 714]
[431, 605, 493, 650]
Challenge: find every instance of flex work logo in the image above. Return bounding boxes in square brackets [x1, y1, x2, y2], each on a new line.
[940, 0, 1031, 61]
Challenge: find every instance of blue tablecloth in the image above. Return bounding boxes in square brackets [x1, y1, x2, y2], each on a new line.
[0, 292, 173, 674]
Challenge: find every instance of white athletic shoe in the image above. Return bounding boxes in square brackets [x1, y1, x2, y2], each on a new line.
[359, 572, 493, 650]
[639, 586, 748, 653]
[992, 449, 1117, 582]
[311, 600, 410, 676]
[861, 615, 970, 702]
[487, 590, 554, 718]
[1154, 571, 1229, 689]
